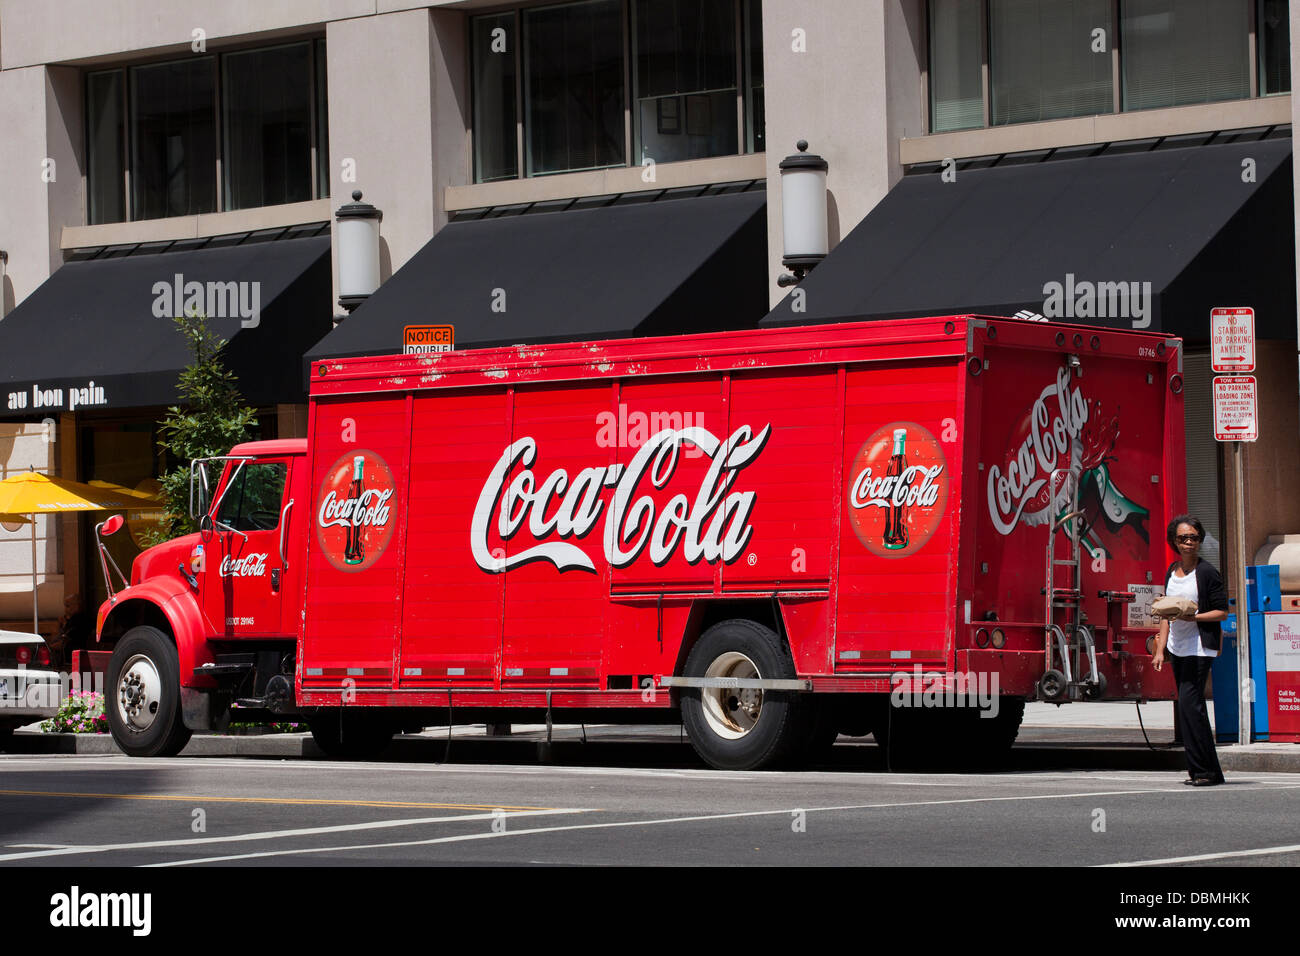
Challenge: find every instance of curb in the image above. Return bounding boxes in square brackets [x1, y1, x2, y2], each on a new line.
[5, 730, 1297, 772]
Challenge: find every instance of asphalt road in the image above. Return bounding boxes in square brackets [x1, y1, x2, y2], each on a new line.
[1, 746, 1298, 868]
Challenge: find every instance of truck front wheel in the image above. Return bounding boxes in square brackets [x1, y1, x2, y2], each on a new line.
[680, 620, 803, 771]
[106, 626, 192, 758]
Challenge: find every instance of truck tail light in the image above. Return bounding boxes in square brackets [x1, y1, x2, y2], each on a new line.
[15, 645, 31, 665]
[991, 628, 1006, 649]
[1146, 636, 1156, 655]
[975, 628, 990, 648]
[35, 646, 50, 666]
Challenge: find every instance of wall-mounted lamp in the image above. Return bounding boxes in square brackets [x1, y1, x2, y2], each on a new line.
[777, 141, 828, 287]
[335, 190, 383, 314]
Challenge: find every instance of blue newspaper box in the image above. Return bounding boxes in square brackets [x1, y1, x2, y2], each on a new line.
[1212, 566, 1277, 742]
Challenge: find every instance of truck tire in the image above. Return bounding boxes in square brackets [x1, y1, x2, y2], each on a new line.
[309, 711, 395, 760]
[680, 619, 804, 771]
[105, 626, 192, 758]
[967, 696, 1025, 761]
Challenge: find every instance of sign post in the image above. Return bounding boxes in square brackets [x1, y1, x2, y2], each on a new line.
[1211, 307, 1256, 747]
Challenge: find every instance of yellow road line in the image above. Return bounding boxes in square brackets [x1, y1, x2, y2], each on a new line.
[0, 789, 552, 812]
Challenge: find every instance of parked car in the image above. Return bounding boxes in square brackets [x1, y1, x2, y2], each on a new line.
[0, 629, 64, 744]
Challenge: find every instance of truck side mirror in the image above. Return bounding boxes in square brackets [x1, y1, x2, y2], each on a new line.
[190, 462, 210, 519]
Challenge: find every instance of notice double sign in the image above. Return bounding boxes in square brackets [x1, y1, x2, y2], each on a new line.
[1211, 307, 1257, 442]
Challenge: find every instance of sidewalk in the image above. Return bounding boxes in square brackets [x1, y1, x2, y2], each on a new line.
[6, 701, 1297, 771]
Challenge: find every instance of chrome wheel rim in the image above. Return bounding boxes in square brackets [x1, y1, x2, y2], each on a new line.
[117, 654, 162, 732]
[701, 652, 763, 740]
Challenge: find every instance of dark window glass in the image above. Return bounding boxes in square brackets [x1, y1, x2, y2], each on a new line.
[929, 0, 984, 131]
[130, 58, 217, 219]
[473, 13, 519, 182]
[217, 462, 287, 532]
[222, 43, 312, 211]
[990, 0, 1112, 126]
[87, 70, 125, 224]
[524, 0, 625, 176]
[1259, 0, 1290, 94]
[745, 0, 764, 153]
[1122, 0, 1250, 111]
[634, 0, 737, 165]
[316, 39, 330, 198]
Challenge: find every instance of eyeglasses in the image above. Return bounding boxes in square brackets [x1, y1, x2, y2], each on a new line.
[1176, 534, 1202, 544]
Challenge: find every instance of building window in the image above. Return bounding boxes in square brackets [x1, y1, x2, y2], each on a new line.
[990, 0, 1113, 125]
[633, 0, 737, 166]
[472, 13, 520, 182]
[1258, 0, 1291, 94]
[223, 44, 313, 211]
[1122, 0, 1250, 111]
[315, 39, 330, 201]
[927, 1, 1281, 133]
[129, 58, 218, 221]
[525, 0, 625, 176]
[86, 70, 126, 225]
[744, 0, 764, 153]
[929, 0, 983, 131]
[472, 0, 764, 183]
[86, 40, 328, 225]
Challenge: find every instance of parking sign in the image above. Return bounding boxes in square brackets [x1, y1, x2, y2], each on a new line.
[1211, 307, 1255, 373]
[1213, 375, 1258, 442]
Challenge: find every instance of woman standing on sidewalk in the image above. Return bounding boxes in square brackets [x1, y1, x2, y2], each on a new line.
[1152, 515, 1229, 786]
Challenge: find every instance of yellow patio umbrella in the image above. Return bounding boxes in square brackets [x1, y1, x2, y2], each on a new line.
[0, 470, 163, 635]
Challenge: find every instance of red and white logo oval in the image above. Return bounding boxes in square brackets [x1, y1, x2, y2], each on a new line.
[846, 422, 949, 559]
[316, 450, 397, 573]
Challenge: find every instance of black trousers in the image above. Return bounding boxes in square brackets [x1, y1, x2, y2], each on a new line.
[1170, 652, 1224, 782]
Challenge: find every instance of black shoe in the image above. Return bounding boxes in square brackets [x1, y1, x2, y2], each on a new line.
[1191, 776, 1224, 787]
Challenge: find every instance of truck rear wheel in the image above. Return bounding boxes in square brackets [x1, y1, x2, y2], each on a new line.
[105, 626, 192, 758]
[680, 620, 803, 771]
[309, 711, 395, 760]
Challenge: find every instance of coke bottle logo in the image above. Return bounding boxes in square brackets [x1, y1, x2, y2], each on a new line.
[315, 450, 397, 572]
[846, 422, 949, 559]
[471, 424, 771, 574]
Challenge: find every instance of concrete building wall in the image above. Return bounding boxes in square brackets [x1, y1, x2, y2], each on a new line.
[761, 0, 925, 307]
[325, 8, 458, 314]
[0, 66, 60, 309]
[0, 0, 371, 68]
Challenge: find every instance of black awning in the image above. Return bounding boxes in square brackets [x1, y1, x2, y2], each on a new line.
[306, 187, 767, 361]
[762, 136, 1295, 341]
[0, 235, 331, 415]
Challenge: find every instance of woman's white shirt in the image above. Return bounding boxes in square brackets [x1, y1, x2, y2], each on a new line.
[1166, 568, 1210, 657]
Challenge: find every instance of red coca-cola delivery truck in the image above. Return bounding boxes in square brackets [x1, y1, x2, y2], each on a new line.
[95, 315, 1183, 769]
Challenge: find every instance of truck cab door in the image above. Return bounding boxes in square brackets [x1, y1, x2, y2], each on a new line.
[201, 457, 293, 638]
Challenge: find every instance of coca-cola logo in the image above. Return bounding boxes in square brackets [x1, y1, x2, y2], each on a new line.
[220, 553, 267, 578]
[846, 422, 949, 558]
[987, 367, 1089, 536]
[316, 450, 397, 572]
[471, 424, 771, 574]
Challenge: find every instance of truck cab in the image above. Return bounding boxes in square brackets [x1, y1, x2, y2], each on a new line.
[96, 439, 308, 756]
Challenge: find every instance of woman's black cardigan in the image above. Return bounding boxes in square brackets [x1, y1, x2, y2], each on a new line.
[1164, 557, 1230, 652]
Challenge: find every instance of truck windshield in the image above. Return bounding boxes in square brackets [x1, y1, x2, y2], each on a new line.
[215, 462, 287, 532]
